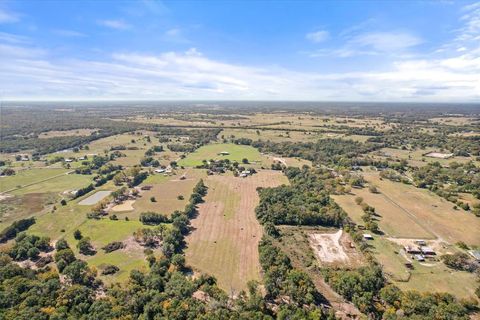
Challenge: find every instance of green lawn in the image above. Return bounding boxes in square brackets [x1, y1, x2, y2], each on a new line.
[0, 168, 70, 192]
[178, 143, 262, 167]
[12, 173, 92, 195]
[63, 219, 163, 284]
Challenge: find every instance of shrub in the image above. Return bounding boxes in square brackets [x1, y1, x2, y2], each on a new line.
[102, 241, 125, 253]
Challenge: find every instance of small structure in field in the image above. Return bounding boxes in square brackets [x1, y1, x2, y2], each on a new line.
[65, 158, 73, 163]
[415, 240, 427, 246]
[239, 170, 251, 178]
[468, 250, 480, 261]
[218, 151, 230, 156]
[154, 168, 165, 173]
[141, 185, 153, 191]
[414, 254, 425, 262]
[425, 152, 454, 159]
[421, 246, 436, 255]
[404, 245, 422, 254]
[405, 262, 414, 269]
[363, 234, 374, 240]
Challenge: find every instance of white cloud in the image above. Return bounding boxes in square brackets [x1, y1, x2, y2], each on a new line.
[0, 8, 19, 23]
[0, 32, 29, 44]
[0, 42, 478, 101]
[349, 31, 422, 52]
[97, 19, 132, 30]
[52, 29, 87, 37]
[1, 4, 480, 101]
[306, 30, 329, 43]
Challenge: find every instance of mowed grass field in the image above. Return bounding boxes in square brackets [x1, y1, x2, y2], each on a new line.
[64, 219, 153, 284]
[374, 147, 478, 167]
[332, 189, 435, 239]
[185, 170, 288, 293]
[0, 170, 92, 229]
[0, 168, 70, 192]
[220, 128, 320, 142]
[363, 170, 480, 245]
[117, 169, 206, 219]
[178, 143, 263, 167]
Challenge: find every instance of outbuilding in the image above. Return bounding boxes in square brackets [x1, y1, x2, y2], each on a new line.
[363, 234, 374, 240]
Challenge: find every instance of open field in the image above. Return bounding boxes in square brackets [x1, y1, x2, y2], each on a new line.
[38, 129, 98, 139]
[64, 219, 153, 283]
[178, 143, 263, 167]
[116, 169, 206, 219]
[363, 170, 480, 245]
[11, 173, 92, 195]
[332, 189, 435, 239]
[185, 170, 288, 293]
[0, 168, 70, 192]
[220, 128, 321, 142]
[373, 147, 477, 167]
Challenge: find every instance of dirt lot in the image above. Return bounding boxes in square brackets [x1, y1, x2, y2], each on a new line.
[185, 170, 288, 294]
[309, 230, 363, 266]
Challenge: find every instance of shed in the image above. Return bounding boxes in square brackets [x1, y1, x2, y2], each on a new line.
[404, 246, 422, 254]
[219, 151, 230, 156]
[414, 254, 425, 261]
[421, 247, 436, 255]
[469, 250, 480, 261]
[363, 234, 374, 240]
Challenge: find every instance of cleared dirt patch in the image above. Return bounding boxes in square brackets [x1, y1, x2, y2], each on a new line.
[186, 170, 288, 293]
[309, 230, 349, 264]
[111, 200, 135, 212]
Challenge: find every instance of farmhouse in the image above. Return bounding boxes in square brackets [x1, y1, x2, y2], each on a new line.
[421, 246, 436, 255]
[415, 240, 427, 246]
[414, 254, 425, 262]
[404, 245, 422, 254]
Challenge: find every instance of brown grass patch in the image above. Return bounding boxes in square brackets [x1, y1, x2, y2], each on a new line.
[363, 170, 480, 245]
[185, 170, 288, 293]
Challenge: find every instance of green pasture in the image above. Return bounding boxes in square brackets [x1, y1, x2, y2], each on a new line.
[178, 143, 262, 167]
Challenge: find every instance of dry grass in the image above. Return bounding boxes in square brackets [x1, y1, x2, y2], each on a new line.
[185, 170, 288, 293]
[121, 169, 206, 219]
[38, 129, 98, 139]
[332, 189, 435, 239]
[363, 170, 480, 245]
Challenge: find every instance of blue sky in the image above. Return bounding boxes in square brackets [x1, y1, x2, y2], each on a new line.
[0, 0, 479, 101]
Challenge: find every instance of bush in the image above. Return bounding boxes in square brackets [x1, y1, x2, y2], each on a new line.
[102, 241, 125, 253]
[74, 229, 83, 240]
[77, 237, 96, 255]
[139, 212, 169, 225]
[101, 264, 119, 275]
